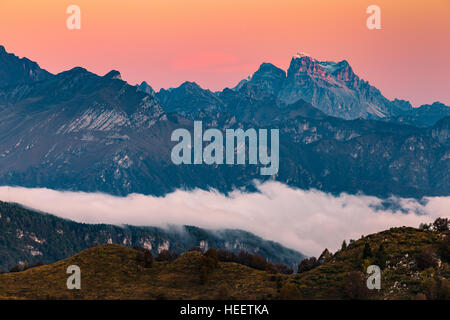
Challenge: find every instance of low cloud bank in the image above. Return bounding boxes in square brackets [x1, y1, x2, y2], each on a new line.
[0, 182, 448, 256]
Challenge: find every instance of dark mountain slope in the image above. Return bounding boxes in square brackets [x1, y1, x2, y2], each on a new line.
[0, 45, 52, 88]
[0, 201, 304, 271]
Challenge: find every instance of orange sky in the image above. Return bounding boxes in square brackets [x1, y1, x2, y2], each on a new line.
[0, 0, 449, 106]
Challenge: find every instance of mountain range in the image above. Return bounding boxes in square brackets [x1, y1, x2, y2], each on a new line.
[0, 45, 449, 198]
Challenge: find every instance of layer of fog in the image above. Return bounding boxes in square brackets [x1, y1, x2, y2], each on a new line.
[0, 182, 448, 257]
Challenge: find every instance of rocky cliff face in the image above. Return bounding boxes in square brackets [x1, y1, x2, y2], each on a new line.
[137, 81, 155, 95]
[277, 54, 400, 119]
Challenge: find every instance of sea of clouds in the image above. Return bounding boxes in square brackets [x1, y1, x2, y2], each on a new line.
[0, 182, 448, 257]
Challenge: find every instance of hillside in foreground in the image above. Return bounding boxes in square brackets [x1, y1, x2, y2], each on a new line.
[0, 225, 448, 300]
[0, 244, 282, 300]
[291, 226, 449, 299]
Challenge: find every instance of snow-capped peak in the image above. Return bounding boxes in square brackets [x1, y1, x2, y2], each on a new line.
[295, 52, 311, 59]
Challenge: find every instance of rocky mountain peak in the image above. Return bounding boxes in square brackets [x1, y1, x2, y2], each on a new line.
[104, 70, 122, 80]
[287, 54, 327, 78]
[327, 60, 359, 87]
[253, 62, 286, 77]
[55, 67, 92, 84]
[73, 66, 89, 72]
[235, 62, 287, 98]
[137, 81, 155, 95]
[288, 55, 357, 85]
[251, 63, 286, 85]
[294, 52, 312, 59]
[391, 99, 413, 111]
[179, 81, 202, 90]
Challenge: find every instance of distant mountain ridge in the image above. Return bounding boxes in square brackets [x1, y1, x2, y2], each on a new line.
[230, 53, 449, 121]
[0, 45, 449, 198]
[153, 52, 449, 124]
[383, 102, 450, 128]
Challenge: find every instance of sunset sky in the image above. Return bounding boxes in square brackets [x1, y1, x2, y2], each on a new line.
[0, 0, 449, 106]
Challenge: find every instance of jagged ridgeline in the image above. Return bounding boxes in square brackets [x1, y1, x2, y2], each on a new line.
[0, 201, 304, 271]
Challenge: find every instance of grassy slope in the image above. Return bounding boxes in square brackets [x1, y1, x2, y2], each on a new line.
[0, 244, 283, 300]
[290, 227, 449, 299]
[0, 227, 448, 300]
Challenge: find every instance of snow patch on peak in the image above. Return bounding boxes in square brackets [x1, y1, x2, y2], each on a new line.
[295, 52, 312, 59]
[317, 61, 340, 73]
